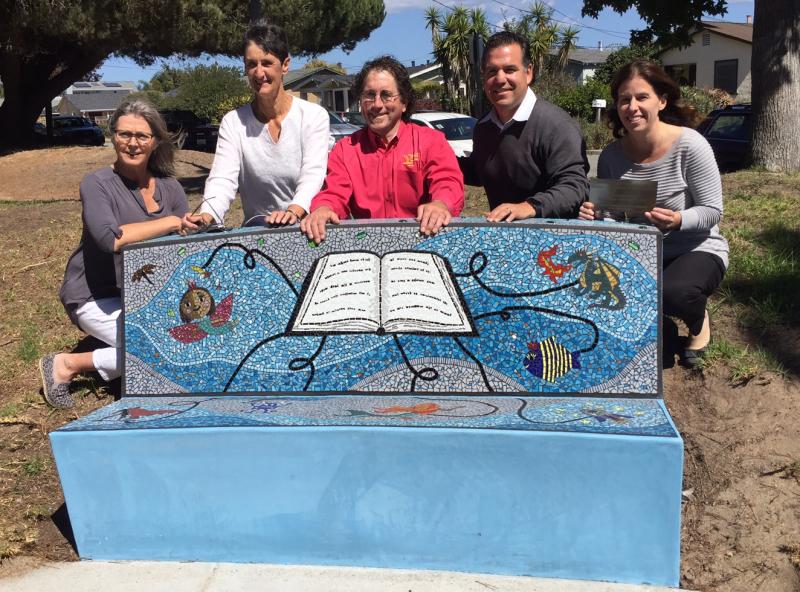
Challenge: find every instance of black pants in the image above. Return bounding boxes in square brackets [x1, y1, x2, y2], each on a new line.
[663, 251, 726, 335]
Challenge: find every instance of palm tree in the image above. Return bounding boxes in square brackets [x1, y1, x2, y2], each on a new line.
[424, 7, 441, 51]
[555, 26, 580, 72]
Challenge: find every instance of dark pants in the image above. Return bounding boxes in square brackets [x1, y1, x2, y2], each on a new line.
[663, 251, 726, 335]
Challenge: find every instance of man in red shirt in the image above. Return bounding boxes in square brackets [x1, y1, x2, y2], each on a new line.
[301, 56, 464, 243]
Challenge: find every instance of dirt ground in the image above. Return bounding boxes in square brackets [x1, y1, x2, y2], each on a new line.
[0, 147, 798, 591]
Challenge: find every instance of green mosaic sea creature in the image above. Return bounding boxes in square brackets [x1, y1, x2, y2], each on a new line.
[356, 231, 367, 240]
[628, 241, 640, 251]
[178, 246, 186, 256]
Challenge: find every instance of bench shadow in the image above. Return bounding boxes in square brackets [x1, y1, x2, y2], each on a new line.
[51, 504, 78, 555]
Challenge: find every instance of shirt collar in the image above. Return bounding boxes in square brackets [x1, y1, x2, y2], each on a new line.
[481, 87, 537, 130]
[367, 120, 406, 149]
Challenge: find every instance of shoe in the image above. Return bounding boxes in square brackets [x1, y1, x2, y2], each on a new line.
[682, 347, 705, 369]
[39, 354, 75, 409]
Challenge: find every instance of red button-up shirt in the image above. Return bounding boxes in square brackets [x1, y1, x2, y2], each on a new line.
[310, 121, 464, 219]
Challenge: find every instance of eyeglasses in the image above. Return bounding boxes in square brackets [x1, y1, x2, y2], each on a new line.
[115, 130, 154, 144]
[360, 91, 401, 105]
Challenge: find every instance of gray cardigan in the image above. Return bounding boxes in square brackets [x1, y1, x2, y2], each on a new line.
[598, 127, 728, 268]
[60, 167, 188, 321]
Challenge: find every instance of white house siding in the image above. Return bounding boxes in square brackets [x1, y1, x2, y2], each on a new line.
[661, 31, 751, 100]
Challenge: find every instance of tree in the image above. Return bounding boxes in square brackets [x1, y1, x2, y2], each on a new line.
[592, 44, 661, 84]
[140, 64, 190, 93]
[169, 64, 250, 122]
[581, 0, 800, 173]
[302, 59, 346, 74]
[0, 0, 385, 149]
[428, 6, 490, 115]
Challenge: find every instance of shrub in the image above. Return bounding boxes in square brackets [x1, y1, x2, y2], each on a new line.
[580, 120, 614, 150]
[215, 94, 252, 123]
[680, 86, 734, 118]
[536, 73, 612, 122]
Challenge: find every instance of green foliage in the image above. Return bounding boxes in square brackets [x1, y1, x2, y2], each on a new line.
[215, 93, 253, 124]
[680, 86, 734, 118]
[580, 120, 614, 150]
[536, 72, 611, 121]
[140, 64, 188, 93]
[592, 44, 661, 84]
[127, 90, 169, 109]
[581, 0, 728, 47]
[302, 59, 346, 74]
[0, 0, 386, 147]
[22, 457, 46, 477]
[170, 64, 249, 123]
[412, 80, 441, 100]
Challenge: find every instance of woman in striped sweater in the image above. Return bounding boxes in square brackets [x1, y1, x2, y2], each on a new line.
[579, 60, 728, 368]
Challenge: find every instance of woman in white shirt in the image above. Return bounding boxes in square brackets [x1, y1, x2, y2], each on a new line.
[197, 21, 329, 227]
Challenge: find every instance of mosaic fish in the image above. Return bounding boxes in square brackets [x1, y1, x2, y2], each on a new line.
[581, 407, 633, 424]
[374, 403, 440, 415]
[131, 264, 156, 286]
[536, 245, 572, 284]
[169, 281, 238, 344]
[190, 265, 211, 279]
[523, 337, 581, 382]
[120, 407, 175, 420]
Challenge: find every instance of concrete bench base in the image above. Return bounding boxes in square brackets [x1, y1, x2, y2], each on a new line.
[51, 395, 682, 587]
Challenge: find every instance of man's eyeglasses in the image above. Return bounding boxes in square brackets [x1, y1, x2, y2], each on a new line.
[115, 130, 154, 144]
[360, 91, 400, 104]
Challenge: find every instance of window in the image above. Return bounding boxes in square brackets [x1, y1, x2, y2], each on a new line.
[714, 59, 738, 94]
[706, 114, 750, 141]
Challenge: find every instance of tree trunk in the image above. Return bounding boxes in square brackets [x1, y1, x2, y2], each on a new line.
[0, 50, 106, 150]
[750, 0, 800, 172]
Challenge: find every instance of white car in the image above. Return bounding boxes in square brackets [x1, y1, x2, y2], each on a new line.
[409, 111, 477, 157]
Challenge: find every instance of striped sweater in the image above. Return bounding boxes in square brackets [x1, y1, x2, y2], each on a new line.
[598, 127, 729, 268]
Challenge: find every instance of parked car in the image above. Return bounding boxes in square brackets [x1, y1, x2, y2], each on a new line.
[697, 104, 751, 172]
[340, 111, 366, 127]
[34, 116, 105, 146]
[409, 111, 477, 157]
[158, 109, 219, 152]
[327, 111, 360, 151]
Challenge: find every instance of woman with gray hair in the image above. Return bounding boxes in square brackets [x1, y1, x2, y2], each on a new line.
[39, 99, 199, 408]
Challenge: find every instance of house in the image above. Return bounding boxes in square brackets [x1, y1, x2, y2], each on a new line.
[555, 47, 613, 84]
[58, 92, 132, 125]
[59, 81, 136, 123]
[408, 60, 443, 85]
[659, 20, 753, 99]
[283, 66, 355, 113]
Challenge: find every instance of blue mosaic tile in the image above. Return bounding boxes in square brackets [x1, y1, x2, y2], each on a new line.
[57, 395, 678, 438]
[122, 220, 661, 396]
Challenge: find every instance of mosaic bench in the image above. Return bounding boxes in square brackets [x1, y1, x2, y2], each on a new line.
[50, 219, 682, 587]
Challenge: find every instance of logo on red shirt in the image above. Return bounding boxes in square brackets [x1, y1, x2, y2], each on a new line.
[402, 152, 420, 169]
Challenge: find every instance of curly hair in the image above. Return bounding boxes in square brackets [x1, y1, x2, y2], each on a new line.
[352, 55, 415, 121]
[108, 99, 176, 177]
[608, 59, 701, 139]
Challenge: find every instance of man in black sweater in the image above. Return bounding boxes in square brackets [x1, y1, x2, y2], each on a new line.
[461, 31, 589, 221]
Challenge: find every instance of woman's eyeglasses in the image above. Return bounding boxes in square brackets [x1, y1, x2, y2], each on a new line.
[115, 130, 154, 144]
[360, 91, 400, 105]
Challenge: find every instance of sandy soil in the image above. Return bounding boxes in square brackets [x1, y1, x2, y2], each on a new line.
[0, 147, 798, 591]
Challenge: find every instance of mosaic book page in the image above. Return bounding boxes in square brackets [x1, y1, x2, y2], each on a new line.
[122, 220, 661, 396]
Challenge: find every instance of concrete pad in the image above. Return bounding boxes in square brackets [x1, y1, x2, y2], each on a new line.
[2, 561, 691, 592]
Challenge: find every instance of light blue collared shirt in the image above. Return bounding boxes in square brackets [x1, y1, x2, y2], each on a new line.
[480, 87, 538, 130]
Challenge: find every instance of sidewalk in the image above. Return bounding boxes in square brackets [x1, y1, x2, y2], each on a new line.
[3, 561, 691, 592]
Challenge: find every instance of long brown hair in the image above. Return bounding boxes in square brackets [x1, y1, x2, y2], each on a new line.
[608, 59, 701, 139]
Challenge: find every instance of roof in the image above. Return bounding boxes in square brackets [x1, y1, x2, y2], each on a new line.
[551, 48, 611, 66]
[60, 92, 131, 113]
[701, 20, 753, 44]
[67, 81, 137, 93]
[284, 66, 347, 88]
[408, 63, 441, 79]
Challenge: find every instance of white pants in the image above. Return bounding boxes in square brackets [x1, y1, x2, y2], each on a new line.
[73, 297, 121, 381]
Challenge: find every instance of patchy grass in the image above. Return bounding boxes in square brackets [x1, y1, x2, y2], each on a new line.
[701, 337, 787, 384]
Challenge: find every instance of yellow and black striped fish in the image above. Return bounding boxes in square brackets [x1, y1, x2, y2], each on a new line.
[523, 337, 581, 382]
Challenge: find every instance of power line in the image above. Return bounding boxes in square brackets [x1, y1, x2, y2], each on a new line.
[488, 0, 631, 40]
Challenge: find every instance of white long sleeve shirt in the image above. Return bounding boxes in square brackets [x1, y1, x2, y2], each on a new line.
[201, 98, 329, 225]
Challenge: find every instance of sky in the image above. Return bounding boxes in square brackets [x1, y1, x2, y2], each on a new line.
[98, 0, 756, 84]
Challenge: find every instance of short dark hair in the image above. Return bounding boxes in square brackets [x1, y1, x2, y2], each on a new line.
[608, 59, 701, 138]
[352, 55, 415, 121]
[481, 31, 532, 70]
[242, 20, 289, 62]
